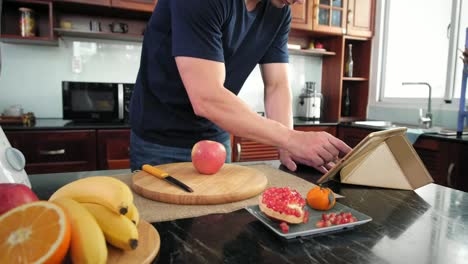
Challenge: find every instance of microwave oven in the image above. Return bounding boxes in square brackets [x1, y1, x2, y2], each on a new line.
[62, 81, 134, 123]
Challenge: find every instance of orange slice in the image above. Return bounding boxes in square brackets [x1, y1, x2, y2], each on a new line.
[0, 201, 71, 264]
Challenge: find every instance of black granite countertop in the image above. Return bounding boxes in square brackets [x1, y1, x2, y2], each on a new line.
[3, 118, 468, 144]
[29, 161, 468, 264]
[1, 118, 131, 130]
[2, 118, 335, 131]
[339, 122, 468, 145]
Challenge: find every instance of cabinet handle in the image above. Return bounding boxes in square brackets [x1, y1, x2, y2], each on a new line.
[313, 0, 318, 20]
[39, 149, 66, 156]
[447, 162, 455, 187]
[236, 143, 242, 162]
[347, 9, 353, 24]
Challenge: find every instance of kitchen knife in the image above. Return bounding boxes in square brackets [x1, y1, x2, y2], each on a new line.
[142, 164, 194, 193]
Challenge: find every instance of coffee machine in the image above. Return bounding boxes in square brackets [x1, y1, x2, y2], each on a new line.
[297, 82, 322, 121]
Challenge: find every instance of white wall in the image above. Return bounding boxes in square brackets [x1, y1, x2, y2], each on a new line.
[0, 38, 323, 118]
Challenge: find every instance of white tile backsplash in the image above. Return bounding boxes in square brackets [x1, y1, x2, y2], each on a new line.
[0, 39, 322, 118]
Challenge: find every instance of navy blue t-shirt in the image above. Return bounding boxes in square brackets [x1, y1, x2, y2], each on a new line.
[130, 0, 291, 148]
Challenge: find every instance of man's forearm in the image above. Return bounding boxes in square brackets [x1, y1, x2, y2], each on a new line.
[264, 82, 293, 130]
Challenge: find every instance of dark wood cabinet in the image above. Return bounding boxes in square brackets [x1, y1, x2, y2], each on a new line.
[5, 130, 97, 174]
[53, 0, 110, 6]
[294, 125, 337, 136]
[321, 36, 371, 122]
[447, 143, 468, 192]
[231, 137, 278, 162]
[337, 126, 373, 147]
[111, 0, 156, 12]
[232, 126, 336, 162]
[1, 0, 56, 45]
[97, 129, 130, 170]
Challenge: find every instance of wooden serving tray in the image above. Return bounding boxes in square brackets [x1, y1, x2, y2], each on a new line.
[107, 220, 160, 264]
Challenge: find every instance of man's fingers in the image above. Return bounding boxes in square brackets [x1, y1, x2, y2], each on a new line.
[315, 165, 328, 174]
[328, 137, 352, 157]
[317, 146, 334, 164]
[322, 142, 340, 158]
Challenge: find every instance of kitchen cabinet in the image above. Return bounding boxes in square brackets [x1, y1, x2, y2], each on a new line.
[321, 35, 371, 122]
[337, 126, 374, 147]
[5, 130, 97, 174]
[111, 0, 157, 12]
[346, 0, 375, 38]
[53, 0, 110, 6]
[97, 129, 130, 170]
[231, 137, 278, 162]
[291, 0, 375, 37]
[447, 143, 468, 192]
[232, 126, 336, 162]
[0, 0, 56, 45]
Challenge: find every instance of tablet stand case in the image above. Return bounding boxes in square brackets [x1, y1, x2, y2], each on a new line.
[317, 127, 433, 190]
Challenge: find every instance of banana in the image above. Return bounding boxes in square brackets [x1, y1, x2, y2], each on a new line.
[81, 202, 139, 251]
[126, 202, 140, 226]
[49, 176, 133, 215]
[52, 198, 108, 264]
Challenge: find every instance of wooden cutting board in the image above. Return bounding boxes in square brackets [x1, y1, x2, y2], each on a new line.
[132, 162, 268, 205]
[107, 220, 160, 264]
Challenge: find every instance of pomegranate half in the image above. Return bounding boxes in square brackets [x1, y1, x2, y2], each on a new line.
[258, 187, 308, 224]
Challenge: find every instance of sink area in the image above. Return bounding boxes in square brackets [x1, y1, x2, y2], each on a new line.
[351, 121, 465, 135]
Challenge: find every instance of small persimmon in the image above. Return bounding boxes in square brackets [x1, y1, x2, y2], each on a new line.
[306, 186, 336, 211]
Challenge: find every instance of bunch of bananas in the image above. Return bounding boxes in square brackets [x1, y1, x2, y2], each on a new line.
[49, 176, 140, 264]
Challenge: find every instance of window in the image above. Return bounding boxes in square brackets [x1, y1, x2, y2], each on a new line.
[372, 0, 467, 107]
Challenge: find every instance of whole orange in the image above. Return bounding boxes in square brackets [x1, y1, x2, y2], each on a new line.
[306, 186, 336, 211]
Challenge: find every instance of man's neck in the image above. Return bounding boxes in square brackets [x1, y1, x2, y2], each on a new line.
[245, 0, 261, 12]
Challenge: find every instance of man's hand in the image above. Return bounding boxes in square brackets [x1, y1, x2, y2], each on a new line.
[281, 131, 352, 174]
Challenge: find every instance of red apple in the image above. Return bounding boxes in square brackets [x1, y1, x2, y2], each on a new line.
[0, 183, 39, 215]
[191, 140, 227, 175]
[315, 42, 324, 49]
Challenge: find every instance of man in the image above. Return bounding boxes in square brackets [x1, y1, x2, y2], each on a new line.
[130, 0, 352, 173]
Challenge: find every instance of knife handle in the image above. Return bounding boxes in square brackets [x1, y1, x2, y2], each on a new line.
[142, 164, 169, 179]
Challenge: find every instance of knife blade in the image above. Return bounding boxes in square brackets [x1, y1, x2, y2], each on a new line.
[142, 164, 194, 193]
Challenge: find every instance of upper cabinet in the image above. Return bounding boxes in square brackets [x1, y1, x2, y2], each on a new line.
[313, 0, 348, 35]
[111, 0, 157, 13]
[0, 0, 56, 45]
[291, 0, 375, 38]
[53, 0, 157, 12]
[346, 0, 375, 38]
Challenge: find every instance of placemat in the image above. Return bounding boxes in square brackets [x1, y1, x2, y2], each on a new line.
[113, 164, 322, 223]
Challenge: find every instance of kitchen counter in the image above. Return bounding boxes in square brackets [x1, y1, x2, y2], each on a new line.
[339, 122, 468, 145]
[2, 118, 335, 130]
[0, 118, 131, 130]
[29, 161, 468, 264]
[3, 118, 468, 145]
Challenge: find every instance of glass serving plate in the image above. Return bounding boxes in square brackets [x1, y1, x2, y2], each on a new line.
[245, 202, 372, 240]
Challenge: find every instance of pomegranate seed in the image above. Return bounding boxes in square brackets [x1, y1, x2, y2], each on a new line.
[279, 222, 289, 233]
[315, 220, 326, 228]
[322, 213, 328, 221]
[303, 210, 309, 223]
